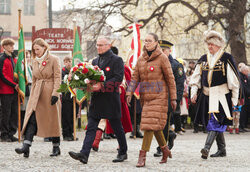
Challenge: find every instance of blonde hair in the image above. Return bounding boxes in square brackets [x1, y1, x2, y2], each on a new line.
[31, 38, 50, 58]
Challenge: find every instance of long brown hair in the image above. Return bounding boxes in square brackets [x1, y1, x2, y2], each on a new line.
[31, 38, 50, 58]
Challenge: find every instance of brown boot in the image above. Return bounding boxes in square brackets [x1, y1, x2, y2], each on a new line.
[136, 150, 146, 167]
[92, 129, 103, 151]
[160, 146, 172, 163]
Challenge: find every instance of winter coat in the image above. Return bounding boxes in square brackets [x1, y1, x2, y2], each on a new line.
[127, 45, 176, 131]
[21, 53, 61, 137]
[0, 52, 17, 94]
[89, 49, 124, 119]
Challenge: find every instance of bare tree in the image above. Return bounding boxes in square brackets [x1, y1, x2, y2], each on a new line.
[76, 0, 248, 64]
[59, 0, 250, 63]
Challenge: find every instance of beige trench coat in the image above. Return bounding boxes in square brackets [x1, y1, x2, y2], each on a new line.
[21, 53, 61, 138]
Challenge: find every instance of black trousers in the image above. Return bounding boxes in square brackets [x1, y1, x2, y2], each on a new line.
[0, 92, 18, 138]
[240, 99, 250, 129]
[163, 112, 172, 143]
[24, 112, 60, 146]
[61, 100, 74, 137]
[80, 116, 127, 157]
[171, 102, 182, 132]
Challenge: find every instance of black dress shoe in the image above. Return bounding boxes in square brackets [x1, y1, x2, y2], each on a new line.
[109, 134, 117, 139]
[68, 151, 88, 164]
[136, 131, 143, 138]
[15, 143, 30, 158]
[112, 153, 128, 163]
[10, 136, 18, 142]
[154, 147, 162, 157]
[103, 133, 111, 139]
[193, 130, 198, 133]
[210, 150, 226, 157]
[50, 146, 61, 157]
[243, 128, 249, 132]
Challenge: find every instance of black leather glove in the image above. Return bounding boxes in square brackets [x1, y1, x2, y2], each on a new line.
[51, 96, 58, 105]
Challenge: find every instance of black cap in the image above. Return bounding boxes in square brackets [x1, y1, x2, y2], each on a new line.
[158, 40, 173, 48]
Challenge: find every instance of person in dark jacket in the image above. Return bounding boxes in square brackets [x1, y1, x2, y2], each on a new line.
[61, 56, 79, 141]
[0, 38, 19, 142]
[68, 36, 128, 164]
[154, 40, 185, 157]
[239, 65, 250, 132]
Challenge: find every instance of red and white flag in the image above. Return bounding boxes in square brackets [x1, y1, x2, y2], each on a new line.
[128, 23, 142, 70]
[127, 23, 142, 98]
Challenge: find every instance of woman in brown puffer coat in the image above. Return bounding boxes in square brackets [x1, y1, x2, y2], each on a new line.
[126, 33, 177, 167]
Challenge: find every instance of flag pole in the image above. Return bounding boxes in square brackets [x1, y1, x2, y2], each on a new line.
[73, 97, 76, 141]
[17, 9, 22, 142]
[133, 96, 137, 139]
[72, 18, 77, 141]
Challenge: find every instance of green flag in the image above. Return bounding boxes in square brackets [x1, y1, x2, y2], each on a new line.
[72, 28, 84, 66]
[14, 26, 26, 101]
[73, 27, 85, 104]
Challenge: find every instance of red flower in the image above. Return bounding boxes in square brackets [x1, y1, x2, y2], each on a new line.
[78, 63, 83, 67]
[94, 65, 99, 71]
[99, 75, 105, 82]
[42, 61, 46, 66]
[73, 66, 78, 72]
[82, 67, 89, 74]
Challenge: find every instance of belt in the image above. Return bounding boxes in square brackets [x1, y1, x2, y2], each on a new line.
[203, 83, 232, 120]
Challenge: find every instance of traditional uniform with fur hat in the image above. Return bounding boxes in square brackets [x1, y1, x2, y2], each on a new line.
[154, 40, 185, 157]
[190, 30, 240, 159]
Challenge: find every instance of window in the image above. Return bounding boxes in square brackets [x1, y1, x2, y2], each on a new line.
[2, 31, 11, 37]
[0, 0, 11, 14]
[24, 0, 35, 16]
[24, 32, 32, 37]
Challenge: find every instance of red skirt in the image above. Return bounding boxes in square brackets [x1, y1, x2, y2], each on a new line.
[105, 86, 133, 134]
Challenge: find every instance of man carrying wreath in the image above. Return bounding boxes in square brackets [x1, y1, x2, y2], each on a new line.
[68, 36, 128, 164]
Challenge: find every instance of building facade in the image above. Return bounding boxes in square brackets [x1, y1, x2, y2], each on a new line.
[0, 0, 47, 51]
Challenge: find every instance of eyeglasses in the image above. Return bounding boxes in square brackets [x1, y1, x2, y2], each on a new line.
[143, 39, 155, 44]
[96, 44, 109, 47]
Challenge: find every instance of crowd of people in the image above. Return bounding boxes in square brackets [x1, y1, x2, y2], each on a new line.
[0, 29, 249, 167]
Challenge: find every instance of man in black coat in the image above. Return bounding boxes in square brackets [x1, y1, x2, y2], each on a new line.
[68, 36, 128, 164]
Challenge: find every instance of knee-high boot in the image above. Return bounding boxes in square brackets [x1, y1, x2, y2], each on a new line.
[136, 150, 146, 167]
[210, 132, 226, 157]
[200, 131, 217, 159]
[92, 129, 103, 151]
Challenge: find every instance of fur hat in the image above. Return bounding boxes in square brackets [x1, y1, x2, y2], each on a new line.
[204, 30, 225, 47]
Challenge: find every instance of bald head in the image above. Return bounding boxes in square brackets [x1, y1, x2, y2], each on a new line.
[238, 62, 246, 72]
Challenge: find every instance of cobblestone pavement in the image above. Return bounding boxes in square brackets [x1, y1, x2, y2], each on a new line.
[0, 130, 250, 172]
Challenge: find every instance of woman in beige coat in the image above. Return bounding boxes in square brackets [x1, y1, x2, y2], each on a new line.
[15, 38, 61, 158]
[126, 33, 177, 167]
